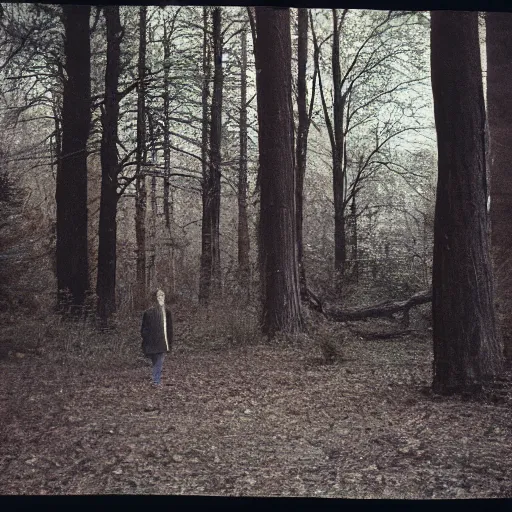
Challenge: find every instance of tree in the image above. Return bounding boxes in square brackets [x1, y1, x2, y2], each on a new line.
[255, 6, 303, 336]
[97, 6, 123, 325]
[237, 25, 251, 290]
[430, 10, 502, 394]
[198, 6, 212, 306]
[134, 6, 147, 311]
[295, 7, 313, 300]
[199, 7, 223, 304]
[162, 12, 175, 295]
[310, 10, 429, 296]
[56, 6, 91, 313]
[486, 12, 512, 363]
[208, 7, 223, 294]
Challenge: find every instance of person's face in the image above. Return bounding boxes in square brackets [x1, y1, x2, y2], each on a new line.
[156, 290, 165, 306]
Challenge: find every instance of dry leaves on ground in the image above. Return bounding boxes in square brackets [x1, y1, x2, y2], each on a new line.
[1, 322, 511, 497]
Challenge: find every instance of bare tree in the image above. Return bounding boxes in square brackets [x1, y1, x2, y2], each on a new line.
[97, 6, 123, 325]
[295, 7, 313, 300]
[162, 14, 175, 295]
[199, 7, 223, 304]
[310, 10, 429, 295]
[238, 25, 250, 290]
[199, 6, 212, 306]
[134, 6, 147, 311]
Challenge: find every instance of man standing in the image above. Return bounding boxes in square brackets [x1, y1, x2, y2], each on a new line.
[141, 289, 173, 387]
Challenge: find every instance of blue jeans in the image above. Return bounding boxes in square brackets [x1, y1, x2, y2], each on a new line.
[150, 353, 166, 384]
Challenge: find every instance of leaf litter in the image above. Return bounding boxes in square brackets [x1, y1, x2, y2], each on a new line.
[0, 321, 511, 497]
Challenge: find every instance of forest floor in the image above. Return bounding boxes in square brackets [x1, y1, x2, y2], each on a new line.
[1, 311, 512, 498]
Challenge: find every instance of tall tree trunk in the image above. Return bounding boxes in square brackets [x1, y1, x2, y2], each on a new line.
[134, 5, 147, 311]
[238, 25, 251, 292]
[247, 6, 264, 294]
[163, 21, 171, 231]
[199, 6, 212, 306]
[146, 111, 157, 294]
[311, 9, 347, 295]
[332, 9, 346, 291]
[255, 6, 303, 337]
[97, 6, 122, 325]
[487, 12, 512, 363]
[57, 5, 91, 313]
[430, 10, 502, 394]
[296, 7, 309, 300]
[209, 7, 223, 295]
[162, 21, 175, 296]
[147, 173, 157, 293]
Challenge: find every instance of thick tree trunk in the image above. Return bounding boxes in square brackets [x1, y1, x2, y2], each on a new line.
[238, 26, 251, 291]
[296, 8, 309, 301]
[57, 5, 91, 313]
[199, 6, 212, 306]
[430, 11, 502, 394]
[134, 6, 147, 311]
[487, 12, 512, 363]
[97, 6, 122, 325]
[255, 7, 303, 336]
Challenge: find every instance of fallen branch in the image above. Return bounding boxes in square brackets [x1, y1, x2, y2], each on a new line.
[348, 328, 422, 340]
[324, 289, 431, 322]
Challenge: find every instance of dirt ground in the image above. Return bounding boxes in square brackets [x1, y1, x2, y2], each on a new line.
[1, 318, 512, 497]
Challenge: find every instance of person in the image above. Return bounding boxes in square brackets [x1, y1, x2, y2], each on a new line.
[141, 289, 173, 387]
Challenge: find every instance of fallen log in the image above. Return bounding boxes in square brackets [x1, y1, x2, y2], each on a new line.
[324, 289, 432, 322]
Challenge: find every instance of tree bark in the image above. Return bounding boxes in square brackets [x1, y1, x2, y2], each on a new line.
[311, 10, 347, 294]
[348, 195, 358, 283]
[199, 7, 223, 304]
[163, 20, 175, 296]
[163, 20, 171, 231]
[332, 9, 347, 290]
[199, 6, 212, 306]
[247, 6, 264, 290]
[134, 6, 147, 311]
[296, 7, 309, 301]
[238, 26, 251, 291]
[209, 7, 223, 295]
[97, 6, 122, 325]
[57, 5, 91, 313]
[487, 12, 512, 363]
[255, 6, 303, 337]
[146, 111, 157, 294]
[431, 11, 502, 395]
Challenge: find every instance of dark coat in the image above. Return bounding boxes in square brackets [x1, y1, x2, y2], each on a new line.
[141, 306, 173, 355]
